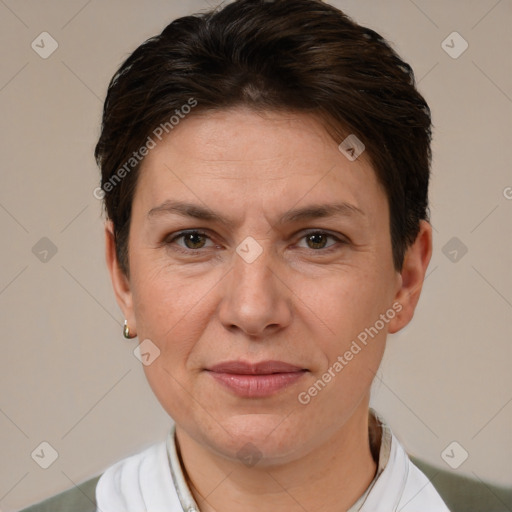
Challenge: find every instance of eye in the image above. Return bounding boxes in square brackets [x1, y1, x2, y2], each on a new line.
[296, 231, 342, 250]
[167, 230, 214, 251]
[164, 229, 345, 255]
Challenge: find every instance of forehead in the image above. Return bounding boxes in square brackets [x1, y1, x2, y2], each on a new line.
[134, 108, 386, 222]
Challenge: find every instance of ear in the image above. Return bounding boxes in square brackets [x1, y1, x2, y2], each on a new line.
[104, 220, 136, 336]
[388, 220, 432, 334]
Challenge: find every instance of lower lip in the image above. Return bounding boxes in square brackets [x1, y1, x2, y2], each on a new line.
[207, 371, 306, 398]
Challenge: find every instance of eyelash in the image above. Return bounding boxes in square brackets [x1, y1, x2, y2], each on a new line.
[165, 229, 347, 255]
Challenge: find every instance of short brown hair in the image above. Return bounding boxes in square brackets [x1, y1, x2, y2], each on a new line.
[95, 0, 432, 275]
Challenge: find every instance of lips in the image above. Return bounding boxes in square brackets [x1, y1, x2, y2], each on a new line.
[206, 360, 307, 398]
[208, 360, 305, 375]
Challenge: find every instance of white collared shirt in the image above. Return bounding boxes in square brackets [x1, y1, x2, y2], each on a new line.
[95, 411, 450, 512]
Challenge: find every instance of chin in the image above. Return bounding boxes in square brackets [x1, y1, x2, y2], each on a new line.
[195, 412, 312, 467]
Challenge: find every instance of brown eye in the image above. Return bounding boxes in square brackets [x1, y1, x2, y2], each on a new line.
[166, 230, 214, 252]
[305, 232, 330, 249]
[182, 232, 207, 249]
[294, 230, 346, 253]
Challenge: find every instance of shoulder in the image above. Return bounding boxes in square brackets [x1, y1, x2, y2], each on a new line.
[19, 440, 170, 512]
[18, 440, 167, 512]
[410, 456, 512, 512]
[18, 475, 101, 512]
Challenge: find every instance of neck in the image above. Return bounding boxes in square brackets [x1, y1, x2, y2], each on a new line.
[175, 403, 379, 512]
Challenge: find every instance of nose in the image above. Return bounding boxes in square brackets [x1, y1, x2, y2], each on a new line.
[217, 244, 293, 338]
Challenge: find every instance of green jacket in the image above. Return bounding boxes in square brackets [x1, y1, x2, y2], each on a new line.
[19, 457, 512, 512]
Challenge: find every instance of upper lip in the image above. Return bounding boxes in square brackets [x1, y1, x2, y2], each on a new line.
[207, 360, 305, 375]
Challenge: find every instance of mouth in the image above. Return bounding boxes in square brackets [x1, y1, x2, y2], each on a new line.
[205, 360, 308, 398]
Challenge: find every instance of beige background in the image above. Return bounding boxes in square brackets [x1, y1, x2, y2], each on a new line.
[1, 0, 511, 510]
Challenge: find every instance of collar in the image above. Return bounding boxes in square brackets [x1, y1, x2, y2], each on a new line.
[96, 409, 449, 511]
[166, 423, 200, 512]
[166, 408, 392, 512]
[347, 408, 392, 511]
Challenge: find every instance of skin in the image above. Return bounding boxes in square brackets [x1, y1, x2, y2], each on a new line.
[105, 108, 432, 512]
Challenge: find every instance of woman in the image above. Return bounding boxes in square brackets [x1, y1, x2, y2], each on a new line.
[21, 0, 450, 510]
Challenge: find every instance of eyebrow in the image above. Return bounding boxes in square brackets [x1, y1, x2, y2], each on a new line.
[147, 199, 365, 227]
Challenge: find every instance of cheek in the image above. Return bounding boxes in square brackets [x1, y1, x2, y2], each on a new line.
[298, 292, 387, 417]
[130, 260, 224, 372]
[133, 271, 211, 418]
[131, 256, 205, 330]
[294, 265, 392, 404]
[296, 266, 394, 343]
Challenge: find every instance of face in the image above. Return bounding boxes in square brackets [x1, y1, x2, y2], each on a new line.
[107, 108, 429, 465]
